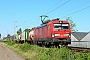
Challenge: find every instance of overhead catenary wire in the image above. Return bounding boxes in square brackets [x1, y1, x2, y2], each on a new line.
[27, 0, 90, 29]
[61, 5, 90, 18]
[46, 0, 71, 15]
[61, 0, 90, 15]
[31, 0, 62, 24]
[28, 0, 70, 28]
[43, 0, 63, 14]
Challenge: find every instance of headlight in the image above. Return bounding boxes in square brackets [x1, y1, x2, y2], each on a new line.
[68, 35, 71, 37]
[55, 34, 60, 36]
[52, 34, 60, 37]
[64, 34, 69, 36]
[52, 33, 54, 37]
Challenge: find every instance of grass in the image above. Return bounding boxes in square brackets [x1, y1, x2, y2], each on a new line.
[4, 41, 90, 60]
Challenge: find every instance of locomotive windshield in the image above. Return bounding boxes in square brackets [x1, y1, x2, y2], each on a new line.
[54, 23, 68, 30]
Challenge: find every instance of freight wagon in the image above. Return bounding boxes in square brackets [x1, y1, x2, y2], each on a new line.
[18, 28, 31, 43]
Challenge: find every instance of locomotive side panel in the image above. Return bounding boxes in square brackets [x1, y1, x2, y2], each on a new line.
[30, 19, 71, 45]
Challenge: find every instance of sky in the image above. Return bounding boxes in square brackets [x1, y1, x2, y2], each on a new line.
[0, 0, 90, 38]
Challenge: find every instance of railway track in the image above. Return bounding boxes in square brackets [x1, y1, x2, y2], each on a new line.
[67, 46, 90, 52]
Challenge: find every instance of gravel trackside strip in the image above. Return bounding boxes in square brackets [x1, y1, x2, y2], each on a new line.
[0, 44, 25, 60]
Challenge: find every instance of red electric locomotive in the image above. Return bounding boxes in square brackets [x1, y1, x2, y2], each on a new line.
[30, 19, 71, 46]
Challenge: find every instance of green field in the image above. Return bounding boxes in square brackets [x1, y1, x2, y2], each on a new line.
[4, 41, 90, 60]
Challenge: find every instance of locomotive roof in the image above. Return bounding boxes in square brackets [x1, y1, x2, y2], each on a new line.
[50, 19, 69, 23]
[37, 24, 47, 28]
[36, 20, 68, 29]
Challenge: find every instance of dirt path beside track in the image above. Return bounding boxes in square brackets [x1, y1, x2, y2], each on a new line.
[0, 43, 25, 60]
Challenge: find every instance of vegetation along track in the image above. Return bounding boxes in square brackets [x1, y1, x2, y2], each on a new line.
[68, 46, 90, 52]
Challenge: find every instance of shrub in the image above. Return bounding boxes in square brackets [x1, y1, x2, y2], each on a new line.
[4, 42, 90, 60]
[6, 41, 15, 46]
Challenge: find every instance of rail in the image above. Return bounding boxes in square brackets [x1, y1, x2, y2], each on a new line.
[68, 46, 90, 52]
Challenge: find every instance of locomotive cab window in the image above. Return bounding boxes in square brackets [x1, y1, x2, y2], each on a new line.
[54, 24, 61, 30]
[62, 24, 68, 29]
[54, 23, 68, 30]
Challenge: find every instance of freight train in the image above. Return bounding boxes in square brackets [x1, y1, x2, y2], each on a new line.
[18, 18, 71, 46]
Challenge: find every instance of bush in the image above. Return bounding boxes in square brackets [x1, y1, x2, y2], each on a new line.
[35, 47, 76, 60]
[4, 42, 90, 60]
[6, 41, 15, 46]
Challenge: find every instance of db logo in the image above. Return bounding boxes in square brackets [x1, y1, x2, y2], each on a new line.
[61, 35, 63, 37]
